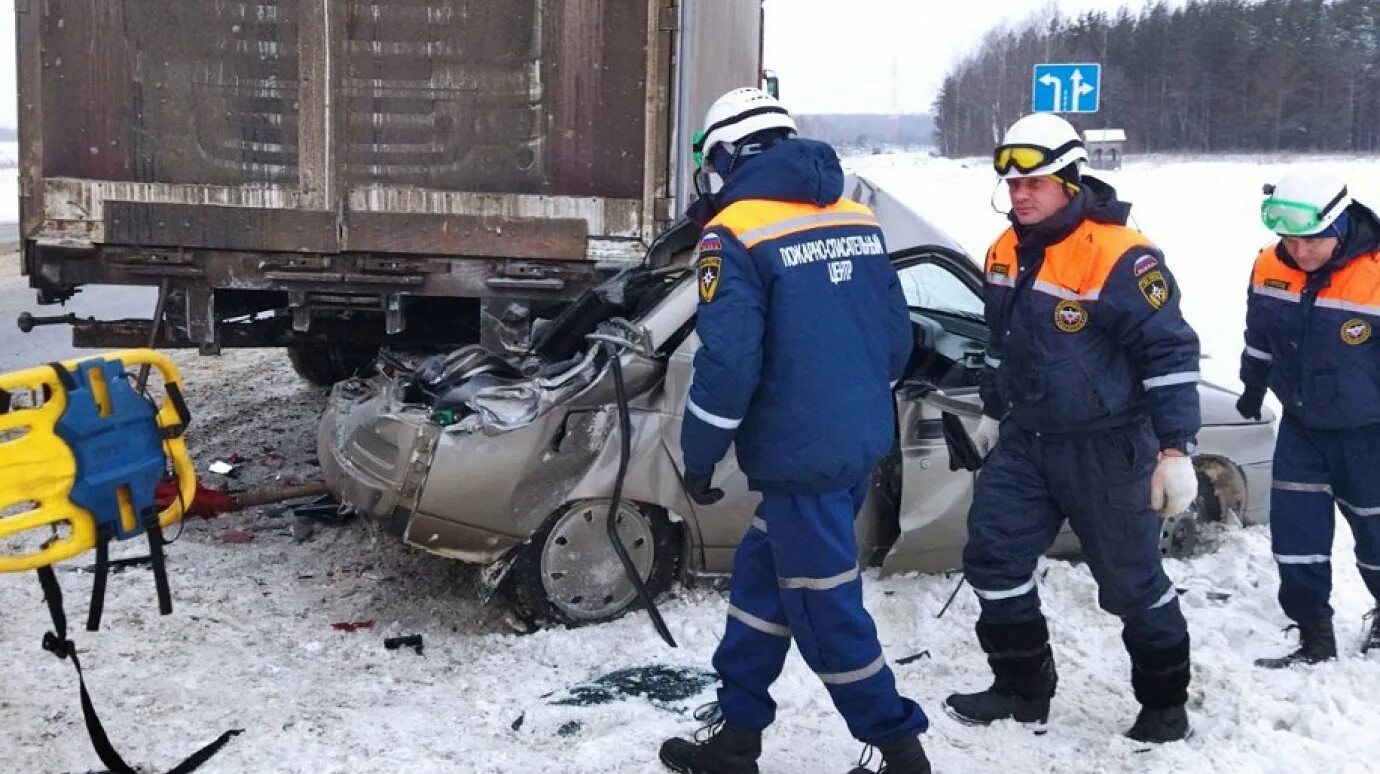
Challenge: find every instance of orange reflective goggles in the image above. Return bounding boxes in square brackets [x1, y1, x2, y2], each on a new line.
[993, 140, 1082, 175]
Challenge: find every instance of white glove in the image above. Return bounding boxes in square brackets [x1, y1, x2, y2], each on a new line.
[972, 416, 1001, 458]
[1150, 453, 1197, 517]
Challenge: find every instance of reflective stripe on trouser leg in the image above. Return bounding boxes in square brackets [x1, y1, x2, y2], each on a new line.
[1337, 497, 1380, 604]
[1328, 422, 1380, 602]
[713, 519, 791, 732]
[763, 484, 928, 744]
[963, 428, 1063, 626]
[1270, 417, 1338, 624]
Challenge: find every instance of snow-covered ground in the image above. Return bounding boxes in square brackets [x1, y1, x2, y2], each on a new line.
[4, 155, 1380, 774]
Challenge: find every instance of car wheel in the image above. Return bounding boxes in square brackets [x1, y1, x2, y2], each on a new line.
[1160, 470, 1218, 559]
[503, 499, 682, 627]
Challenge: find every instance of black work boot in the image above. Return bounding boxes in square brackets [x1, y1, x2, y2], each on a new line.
[943, 619, 1055, 732]
[1127, 705, 1190, 744]
[1255, 619, 1337, 669]
[1125, 633, 1192, 743]
[1362, 608, 1380, 655]
[845, 735, 931, 774]
[660, 707, 761, 774]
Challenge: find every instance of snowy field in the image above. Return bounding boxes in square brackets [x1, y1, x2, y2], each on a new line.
[1, 141, 17, 227]
[3, 155, 1380, 774]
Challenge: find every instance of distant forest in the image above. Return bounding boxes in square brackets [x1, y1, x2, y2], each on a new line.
[795, 114, 936, 151]
[0, 127, 15, 142]
[934, 0, 1380, 156]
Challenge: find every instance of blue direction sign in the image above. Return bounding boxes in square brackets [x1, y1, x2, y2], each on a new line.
[1032, 63, 1101, 114]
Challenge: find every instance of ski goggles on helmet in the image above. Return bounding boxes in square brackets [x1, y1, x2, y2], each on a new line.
[993, 139, 1083, 176]
[1260, 186, 1348, 236]
[692, 129, 708, 168]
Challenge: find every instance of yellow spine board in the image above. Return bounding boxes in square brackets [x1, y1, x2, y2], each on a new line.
[0, 349, 198, 572]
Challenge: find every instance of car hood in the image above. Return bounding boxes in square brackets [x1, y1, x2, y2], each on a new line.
[843, 173, 968, 256]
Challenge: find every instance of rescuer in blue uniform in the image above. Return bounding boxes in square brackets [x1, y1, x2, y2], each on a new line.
[658, 88, 929, 774]
[943, 113, 1202, 745]
[1240, 170, 1380, 668]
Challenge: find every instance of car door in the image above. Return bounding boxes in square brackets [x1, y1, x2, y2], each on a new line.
[880, 247, 990, 576]
[879, 247, 1082, 575]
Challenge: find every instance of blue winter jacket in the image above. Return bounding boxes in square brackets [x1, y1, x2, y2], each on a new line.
[978, 177, 1202, 448]
[1240, 202, 1380, 429]
[679, 139, 913, 493]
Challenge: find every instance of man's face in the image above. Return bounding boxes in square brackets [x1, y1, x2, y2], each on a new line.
[1007, 176, 1072, 226]
[1283, 235, 1339, 272]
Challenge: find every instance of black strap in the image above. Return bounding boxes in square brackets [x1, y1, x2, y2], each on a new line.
[48, 361, 78, 392]
[86, 534, 110, 632]
[145, 512, 173, 616]
[36, 567, 243, 774]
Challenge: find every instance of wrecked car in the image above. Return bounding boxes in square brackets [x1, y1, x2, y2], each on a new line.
[318, 174, 1278, 626]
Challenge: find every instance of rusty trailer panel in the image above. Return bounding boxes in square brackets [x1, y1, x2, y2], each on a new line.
[32, 0, 657, 198]
[343, 212, 589, 260]
[105, 201, 339, 254]
[16, 0, 765, 352]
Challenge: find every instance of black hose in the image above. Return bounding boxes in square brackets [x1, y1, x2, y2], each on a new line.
[605, 347, 677, 648]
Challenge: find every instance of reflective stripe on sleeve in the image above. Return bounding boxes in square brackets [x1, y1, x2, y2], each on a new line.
[1143, 371, 1199, 390]
[687, 398, 743, 430]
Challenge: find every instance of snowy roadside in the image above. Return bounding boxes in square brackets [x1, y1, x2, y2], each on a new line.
[4, 156, 1380, 773]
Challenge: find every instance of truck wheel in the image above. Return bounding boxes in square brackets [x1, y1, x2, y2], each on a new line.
[286, 343, 378, 387]
[503, 500, 682, 628]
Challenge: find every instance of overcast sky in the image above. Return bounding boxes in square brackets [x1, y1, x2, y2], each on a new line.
[763, 0, 1173, 114]
[0, 0, 1175, 129]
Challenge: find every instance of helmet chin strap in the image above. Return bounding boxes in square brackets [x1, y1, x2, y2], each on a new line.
[989, 181, 1011, 217]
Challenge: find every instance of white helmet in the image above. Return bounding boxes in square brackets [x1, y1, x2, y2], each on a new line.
[1261, 170, 1352, 237]
[994, 113, 1088, 179]
[694, 87, 796, 167]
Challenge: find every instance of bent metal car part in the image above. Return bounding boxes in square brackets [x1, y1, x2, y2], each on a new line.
[318, 174, 1278, 626]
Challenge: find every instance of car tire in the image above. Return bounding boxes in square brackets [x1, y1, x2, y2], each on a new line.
[503, 499, 682, 628]
[286, 343, 378, 387]
[1160, 470, 1218, 559]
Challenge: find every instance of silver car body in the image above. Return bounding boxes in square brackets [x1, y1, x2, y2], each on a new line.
[318, 174, 1276, 588]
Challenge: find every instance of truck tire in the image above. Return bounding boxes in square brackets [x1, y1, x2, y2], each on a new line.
[286, 343, 378, 387]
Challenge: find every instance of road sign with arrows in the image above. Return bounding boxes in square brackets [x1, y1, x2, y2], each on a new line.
[1032, 63, 1101, 114]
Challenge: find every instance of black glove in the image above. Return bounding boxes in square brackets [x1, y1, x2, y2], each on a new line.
[682, 468, 725, 506]
[1236, 385, 1266, 421]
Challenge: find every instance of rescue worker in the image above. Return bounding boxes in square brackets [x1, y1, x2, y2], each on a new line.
[658, 88, 930, 774]
[1239, 170, 1380, 667]
[944, 113, 1201, 744]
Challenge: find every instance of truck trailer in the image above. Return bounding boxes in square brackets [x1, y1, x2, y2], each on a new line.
[14, 0, 762, 383]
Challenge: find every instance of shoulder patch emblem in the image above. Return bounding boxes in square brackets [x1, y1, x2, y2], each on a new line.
[990, 263, 1011, 277]
[1132, 255, 1159, 277]
[1138, 270, 1171, 310]
[1341, 317, 1372, 346]
[1054, 300, 1089, 333]
[698, 255, 723, 303]
[1264, 278, 1291, 291]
